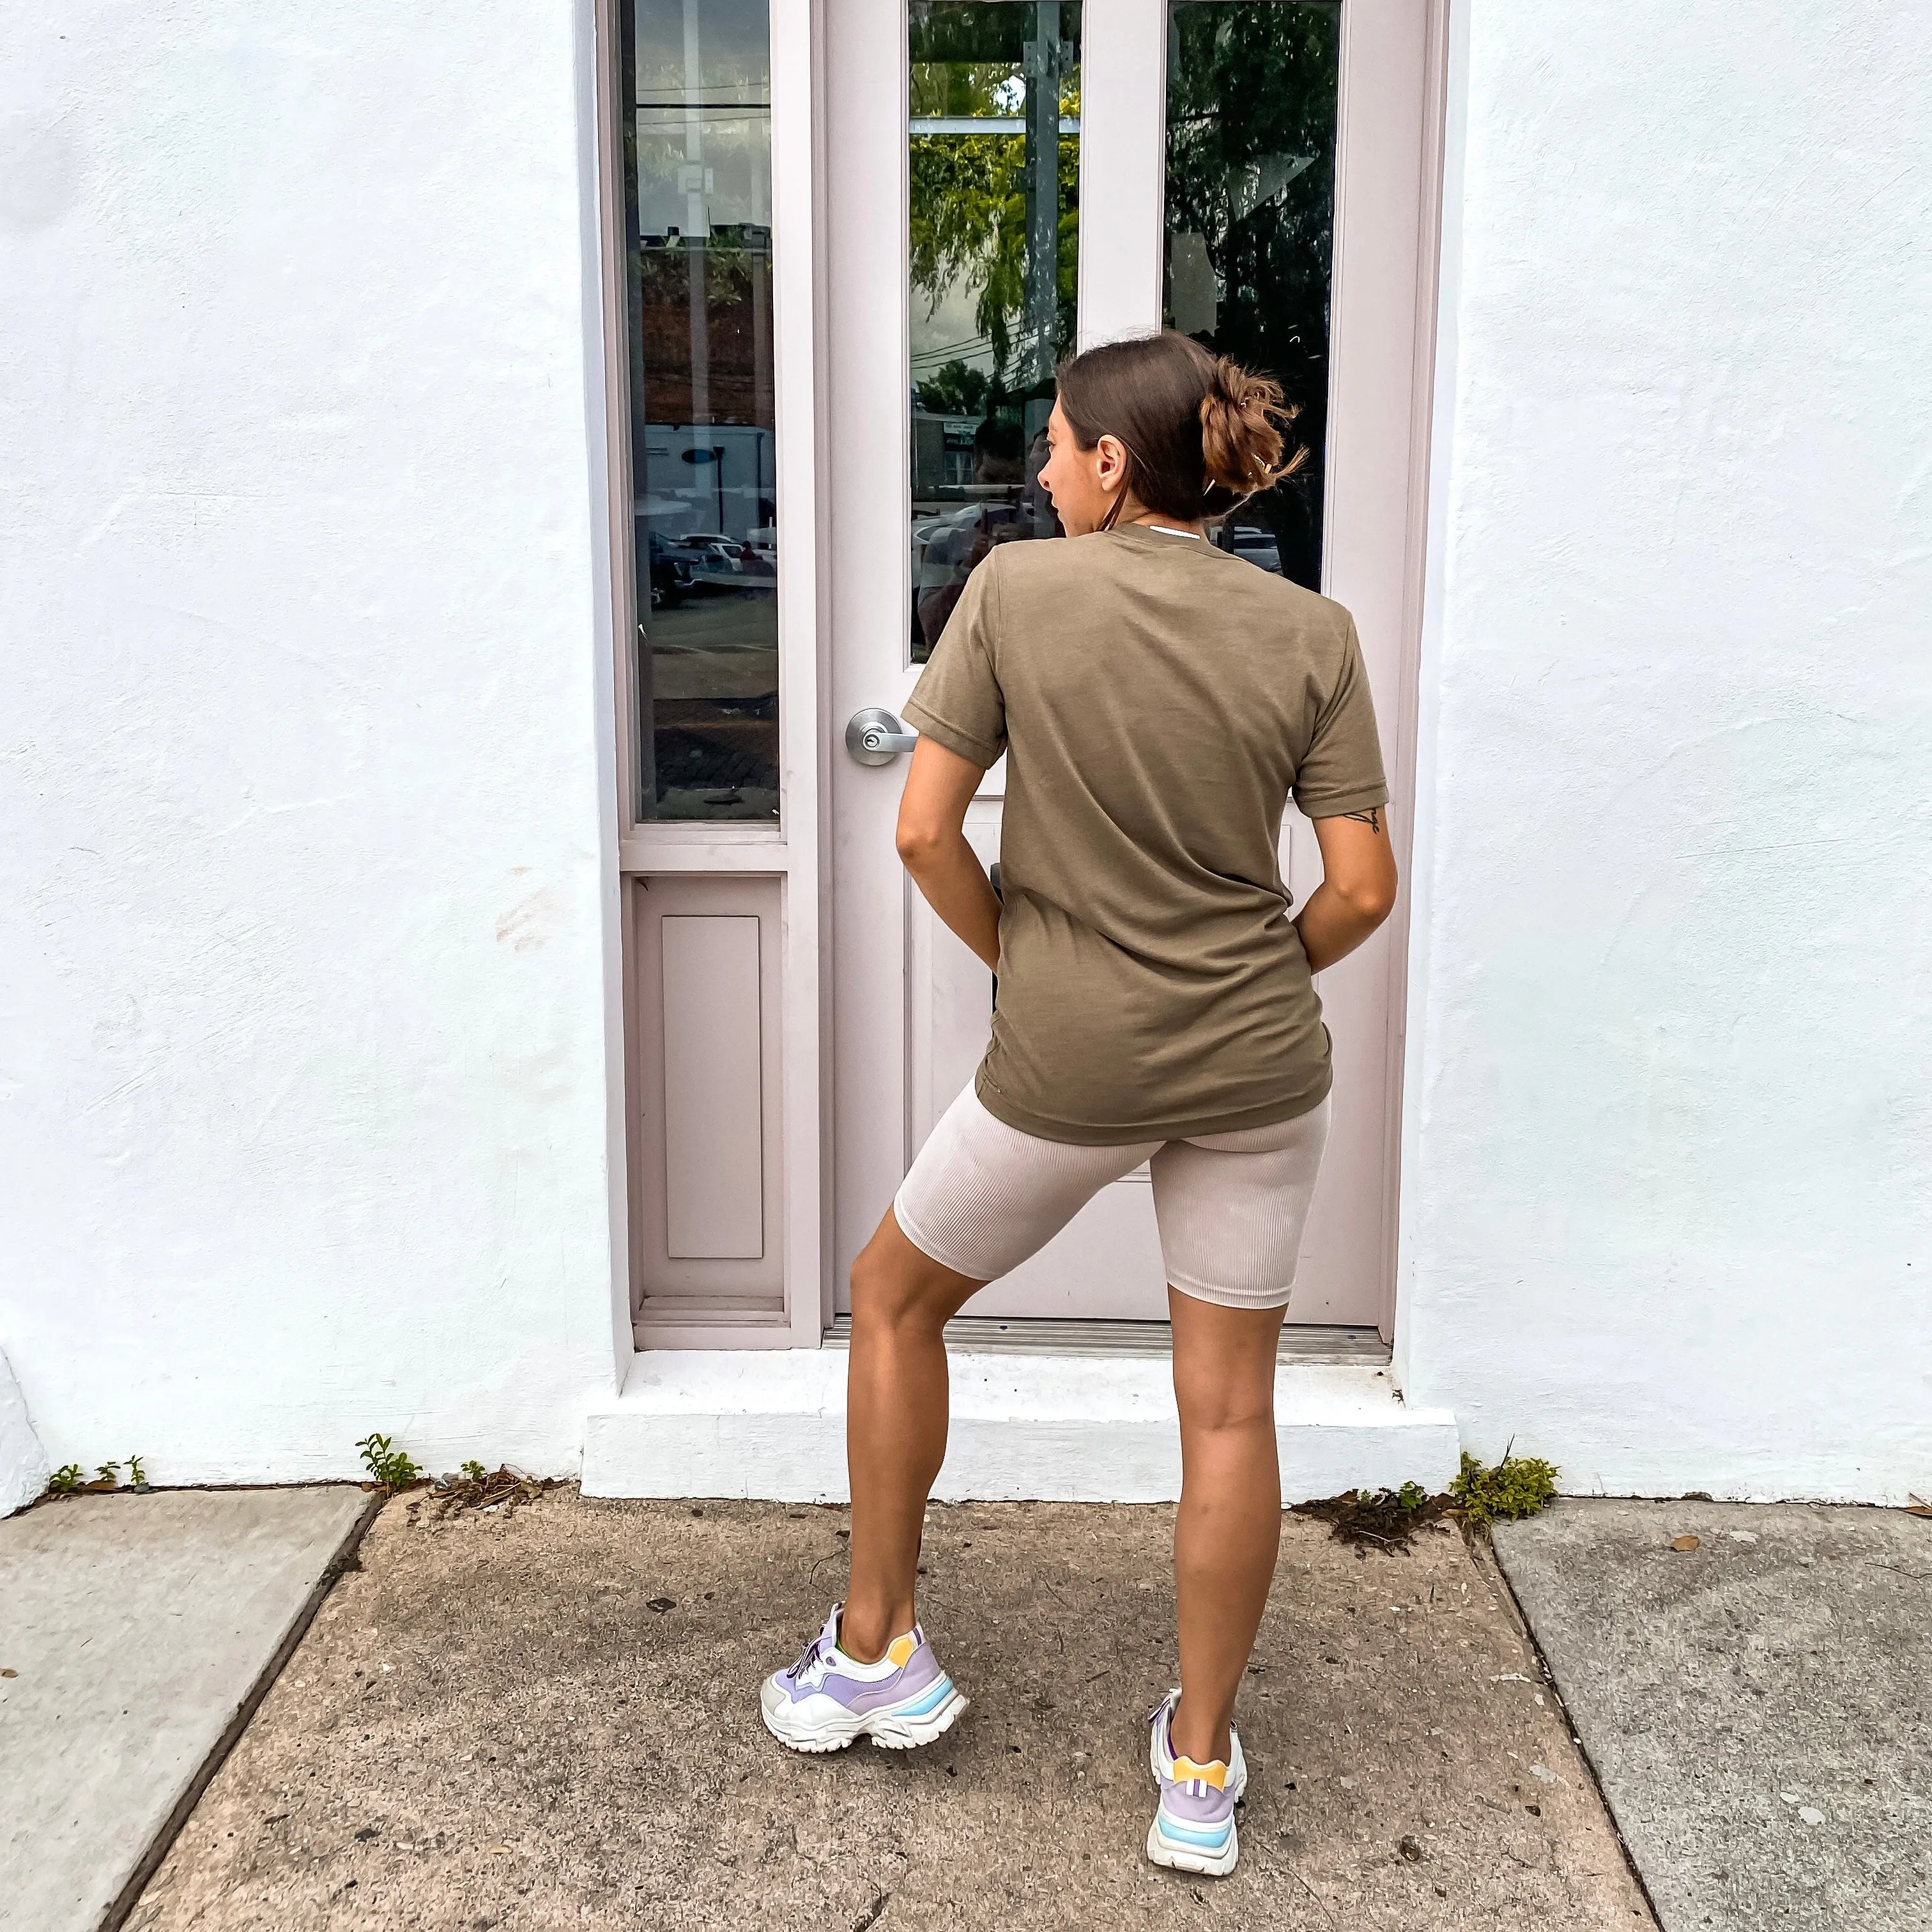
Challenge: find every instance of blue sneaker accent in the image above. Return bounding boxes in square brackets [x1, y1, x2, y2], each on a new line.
[1158, 1814, 1236, 1850]
[897, 1674, 958, 1718]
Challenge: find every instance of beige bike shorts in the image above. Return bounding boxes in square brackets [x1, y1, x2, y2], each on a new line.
[893, 1084, 1332, 1310]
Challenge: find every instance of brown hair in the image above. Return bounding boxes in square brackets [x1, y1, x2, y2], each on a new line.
[1055, 331, 1306, 530]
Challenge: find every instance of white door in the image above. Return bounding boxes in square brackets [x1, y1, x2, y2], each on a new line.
[827, 0, 1444, 1331]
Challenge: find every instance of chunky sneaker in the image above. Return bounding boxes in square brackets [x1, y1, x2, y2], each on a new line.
[760, 1603, 967, 1753]
[1146, 1690, 1245, 1878]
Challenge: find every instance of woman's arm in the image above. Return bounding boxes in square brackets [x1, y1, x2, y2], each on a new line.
[1295, 806, 1399, 974]
[896, 736, 1001, 970]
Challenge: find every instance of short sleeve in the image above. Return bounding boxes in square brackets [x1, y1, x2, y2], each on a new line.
[903, 553, 1007, 769]
[1292, 618, 1390, 819]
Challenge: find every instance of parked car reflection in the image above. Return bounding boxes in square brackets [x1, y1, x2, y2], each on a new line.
[1227, 523, 1282, 574]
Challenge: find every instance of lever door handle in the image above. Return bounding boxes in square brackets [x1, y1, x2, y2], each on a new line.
[845, 707, 919, 766]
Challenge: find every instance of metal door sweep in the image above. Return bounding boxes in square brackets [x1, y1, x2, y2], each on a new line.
[822, 1315, 1390, 1365]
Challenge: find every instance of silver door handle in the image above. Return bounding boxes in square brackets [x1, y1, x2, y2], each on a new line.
[845, 707, 919, 766]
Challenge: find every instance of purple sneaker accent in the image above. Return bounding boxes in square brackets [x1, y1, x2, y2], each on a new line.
[761, 1602, 967, 1754]
[1161, 1777, 1238, 1826]
[1147, 1688, 1248, 1801]
[822, 1642, 944, 1714]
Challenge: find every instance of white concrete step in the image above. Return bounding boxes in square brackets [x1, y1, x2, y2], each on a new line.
[583, 1349, 1459, 1504]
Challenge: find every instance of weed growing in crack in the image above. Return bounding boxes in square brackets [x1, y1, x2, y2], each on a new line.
[1450, 1449, 1559, 1527]
[356, 1433, 424, 1492]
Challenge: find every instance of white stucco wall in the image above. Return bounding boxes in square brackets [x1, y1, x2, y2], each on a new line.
[0, 1350, 51, 1517]
[0, 3, 625, 1482]
[5, 0, 1928, 1504]
[1397, 1, 1932, 1501]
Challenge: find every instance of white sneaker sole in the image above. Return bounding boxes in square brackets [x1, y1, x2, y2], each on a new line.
[1146, 1814, 1239, 1878]
[760, 1676, 969, 1754]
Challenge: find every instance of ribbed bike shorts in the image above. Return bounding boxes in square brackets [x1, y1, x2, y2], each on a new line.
[893, 1085, 1332, 1310]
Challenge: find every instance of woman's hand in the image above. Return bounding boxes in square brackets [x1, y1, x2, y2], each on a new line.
[895, 737, 1001, 970]
[1295, 806, 1399, 974]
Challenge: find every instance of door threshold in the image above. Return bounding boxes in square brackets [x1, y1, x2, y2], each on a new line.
[821, 1315, 1390, 1365]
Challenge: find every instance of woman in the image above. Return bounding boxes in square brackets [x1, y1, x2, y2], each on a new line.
[761, 332, 1397, 1878]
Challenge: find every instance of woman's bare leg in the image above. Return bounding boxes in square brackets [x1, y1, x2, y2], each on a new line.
[1167, 1287, 1289, 1765]
[839, 1207, 984, 1664]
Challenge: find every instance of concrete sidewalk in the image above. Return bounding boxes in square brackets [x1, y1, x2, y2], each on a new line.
[1494, 1500, 1932, 1932]
[126, 1491, 1651, 1931]
[0, 1487, 374, 1932]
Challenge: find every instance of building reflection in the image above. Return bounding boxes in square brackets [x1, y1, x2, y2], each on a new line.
[625, 0, 779, 821]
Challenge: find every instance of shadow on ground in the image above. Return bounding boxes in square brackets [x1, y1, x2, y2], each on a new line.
[129, 1492, 1653, 1930]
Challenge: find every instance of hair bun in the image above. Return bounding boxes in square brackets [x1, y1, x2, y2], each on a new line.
[1053, 331, 1308, 525]
[1199, 356, 1299, 498]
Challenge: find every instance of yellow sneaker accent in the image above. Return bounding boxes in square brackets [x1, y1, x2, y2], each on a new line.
[886, 1632, 917, 1668]
[1170, 1756, 1229, 1790]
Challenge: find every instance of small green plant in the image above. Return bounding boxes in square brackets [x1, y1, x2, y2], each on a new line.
[48, 1464, 84, 1495]
[1354, 1480, 1427, 1512]
[1452, 1448, 1559, 1527]
[460, 1459, 487, 1484]
[356, 1434, 424, 1491]
[126, 1455, 148, 1486]
[95, 1461, 121, 1487]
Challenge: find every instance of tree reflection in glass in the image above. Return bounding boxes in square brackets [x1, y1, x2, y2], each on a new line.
[1165, 1, 1339, 591]
[908, 3, 1082, 663]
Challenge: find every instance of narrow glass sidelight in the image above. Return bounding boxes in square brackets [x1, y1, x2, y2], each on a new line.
[1165, 0, 1340, 591]
[622, 0, 778, 822]
[908, 1, 1082, 663]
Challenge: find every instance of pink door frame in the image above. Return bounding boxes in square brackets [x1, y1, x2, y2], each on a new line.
[597, 0, 1452, 1346]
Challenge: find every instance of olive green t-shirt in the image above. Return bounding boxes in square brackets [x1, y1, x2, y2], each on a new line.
[903, 523, 1388, 1146]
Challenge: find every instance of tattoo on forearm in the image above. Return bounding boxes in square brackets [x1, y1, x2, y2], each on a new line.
[1340, 806, 1383, 833]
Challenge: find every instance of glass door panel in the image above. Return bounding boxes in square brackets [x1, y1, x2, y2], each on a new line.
[1165, 0, 1340, 590]
[908, 1, 1082, 661]
[622, 0, 779, 821]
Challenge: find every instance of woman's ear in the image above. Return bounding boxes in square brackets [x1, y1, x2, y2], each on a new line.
[1096, 433, 1128, 497]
